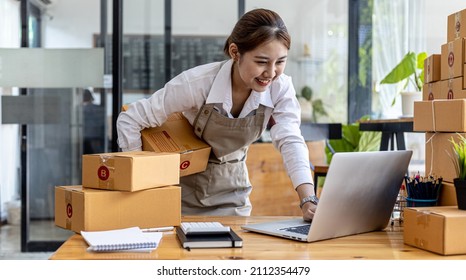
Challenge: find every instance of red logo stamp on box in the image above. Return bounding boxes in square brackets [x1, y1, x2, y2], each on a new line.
[448, 52, 455, 67]
[98, 166, 110, 181]
[448, 89, 454, 99]
[66, 203, 73, 218]
[180, 160, 190, 170]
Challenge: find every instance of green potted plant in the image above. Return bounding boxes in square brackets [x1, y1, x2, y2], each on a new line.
[448, 134, 466, 210]
[314, 116, 381, 190]
[298, 85, 328, 122]
[380, 51, 427, 117]
[325, 115, 381, 163]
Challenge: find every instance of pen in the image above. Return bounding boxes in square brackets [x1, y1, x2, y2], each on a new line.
[141, 226, 174, 232]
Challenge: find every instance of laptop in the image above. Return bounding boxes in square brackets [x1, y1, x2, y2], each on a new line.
[241, 150, 412, 242]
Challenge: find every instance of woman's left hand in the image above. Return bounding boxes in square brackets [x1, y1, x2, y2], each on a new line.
[301, 202, 317, 222]
[296, 183, 317, 222]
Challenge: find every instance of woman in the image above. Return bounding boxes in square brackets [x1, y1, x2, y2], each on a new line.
[117, 8, 317, 221]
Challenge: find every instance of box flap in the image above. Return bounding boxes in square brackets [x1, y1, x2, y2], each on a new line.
[407, 206, 461, 217]
[85, 151, 169, 159]
[141, 113, 209, 154]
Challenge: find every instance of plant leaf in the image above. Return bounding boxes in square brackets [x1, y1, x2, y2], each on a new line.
[357, 131, 382, 152]
[380, 52, 417, 85]
[312, 99, 328, 116]
[301, 86, 313, 101]
[448, 134, 466, 180]
[417, 52, 428, 69]
[342, 124, 361, 148]
[325, 121, 382, 165]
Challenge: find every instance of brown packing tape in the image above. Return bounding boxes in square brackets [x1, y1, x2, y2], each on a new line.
[180, 150, 194, 172]
[416, 210, 432, 228]
[426, 58, 431, 81]
[412, 210, 432, 249]
[98, 155, 115, 190]
[448, 79, 453, 99]
[428, 83, 433, 100]
[65, 189, 72, 230]
[431, 101, 436, 131]
[448, 42, 454, 79]
[456, 12, 461, 39]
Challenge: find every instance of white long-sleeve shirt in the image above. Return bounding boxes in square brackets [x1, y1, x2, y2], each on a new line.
[117, 59, 313, 189]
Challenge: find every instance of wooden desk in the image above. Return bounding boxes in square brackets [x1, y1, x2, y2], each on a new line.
[50, 216, 466, 260]
[359, 118, 414, 151]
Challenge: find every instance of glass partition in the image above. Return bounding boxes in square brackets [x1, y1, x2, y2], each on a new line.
[0, 0, 108, 252]
[246, 0, 349, 124]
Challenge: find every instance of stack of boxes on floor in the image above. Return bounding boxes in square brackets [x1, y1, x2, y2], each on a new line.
[407, 8, 466, 256]
[414, 8, 466, 206]
[55, 112, 211, 233]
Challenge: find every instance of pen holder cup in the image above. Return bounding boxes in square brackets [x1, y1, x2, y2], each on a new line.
[405, 197, 438, 207]
[404, 176, 442, 207]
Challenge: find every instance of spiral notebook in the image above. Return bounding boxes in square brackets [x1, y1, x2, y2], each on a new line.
[81, 227, 163, 252]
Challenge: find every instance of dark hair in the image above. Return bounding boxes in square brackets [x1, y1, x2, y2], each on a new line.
[83, 89, 94, 102]
[223, 8, 291, 57]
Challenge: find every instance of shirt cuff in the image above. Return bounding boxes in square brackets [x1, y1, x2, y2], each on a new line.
[290, 170, 313, 190]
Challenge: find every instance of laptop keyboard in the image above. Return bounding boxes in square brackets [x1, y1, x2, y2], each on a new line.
[280, 224, 311, 235]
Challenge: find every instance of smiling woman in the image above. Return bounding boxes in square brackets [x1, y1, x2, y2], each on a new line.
[117, 8, 317, 221]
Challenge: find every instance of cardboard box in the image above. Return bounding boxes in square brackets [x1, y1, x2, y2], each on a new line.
[439, 77, 466, 99]
[55, 185, 181, 233]
[141, 113, 211, 176]
[425, 132, 464, 183]
[434, 99, 466, 132]
[404, 206, 466, 255]
[441, 37, 464, 80]
[413, 101, 434, 132]
[447, 8, 466, 42]
[438, 181, 458, 206]
[422, 78, 466, 101]
[414, 100, 466, 132]
[464, 64, 466, 89]
[82, 151, 180, 191]
[424, 54, 441, 83]
[422, 81, 442, 100]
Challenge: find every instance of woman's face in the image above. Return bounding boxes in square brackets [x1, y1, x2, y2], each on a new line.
[233, 39, 288, 93]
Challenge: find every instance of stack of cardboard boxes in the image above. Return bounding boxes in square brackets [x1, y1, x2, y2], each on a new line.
[55, 112, 211, 234]
[408, 8, 466, 255]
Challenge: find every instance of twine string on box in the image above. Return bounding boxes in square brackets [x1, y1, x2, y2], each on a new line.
[431, 100, 437, 132]
[425, 133, 436, 177]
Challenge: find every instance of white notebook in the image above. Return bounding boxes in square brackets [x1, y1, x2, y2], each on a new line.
[81, 227, 163, 252]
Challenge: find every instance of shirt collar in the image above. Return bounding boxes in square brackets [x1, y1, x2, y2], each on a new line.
[206, 60, 233, 104]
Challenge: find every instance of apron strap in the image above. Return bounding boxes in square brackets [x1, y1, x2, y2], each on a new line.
[193, 103, 215, 139]
[254, 105, 266, 126]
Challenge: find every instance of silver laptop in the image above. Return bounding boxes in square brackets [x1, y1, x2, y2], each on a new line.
[241, 150, 412, 242]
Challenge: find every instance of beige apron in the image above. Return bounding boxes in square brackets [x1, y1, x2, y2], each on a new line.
[180, 103, 266, 216]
